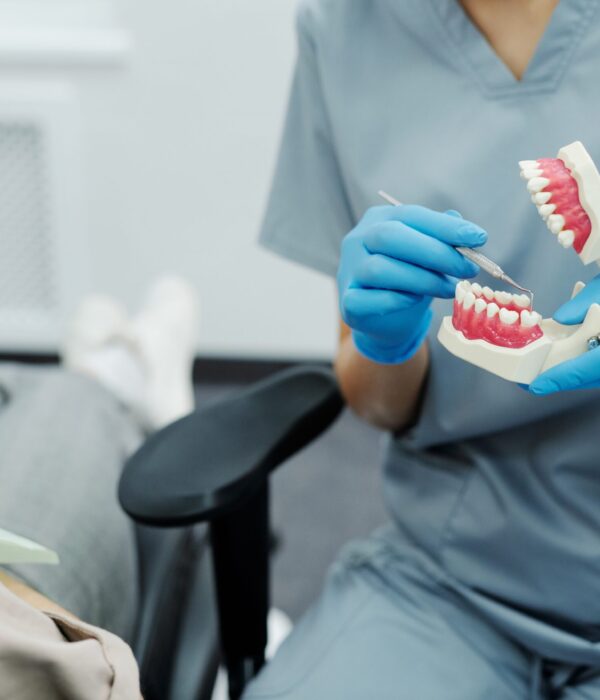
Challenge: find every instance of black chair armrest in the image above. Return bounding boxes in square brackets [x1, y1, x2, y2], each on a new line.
[119, 365, 343, 527]
[119, 365, 344, 699]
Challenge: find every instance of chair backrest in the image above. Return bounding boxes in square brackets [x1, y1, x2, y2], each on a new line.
[132, 524, 219, 700]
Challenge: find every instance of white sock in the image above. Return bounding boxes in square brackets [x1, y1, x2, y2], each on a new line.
[131, 276, 198, 429]
[78, 341, 147, 418]
[63, 295, 148, 420]
[63, 281, 198, 430]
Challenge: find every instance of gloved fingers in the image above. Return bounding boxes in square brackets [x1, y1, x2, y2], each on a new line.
[384, 204, 487, 248]
[341, 288, 423, 323]
[529, 376, 600, 395]
[354, 254, 457, 299]
[553, 275, 600, 325]
[528, 348, 600, 394]
[364, 221, 479, 279]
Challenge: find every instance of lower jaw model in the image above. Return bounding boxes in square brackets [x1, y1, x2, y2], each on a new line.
[438, 280, 600, 384]
[438, 141, 600, 384]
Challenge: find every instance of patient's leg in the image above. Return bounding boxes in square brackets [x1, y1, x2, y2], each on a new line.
[0, 364, 142, 640]
[0, 277, 198, 641]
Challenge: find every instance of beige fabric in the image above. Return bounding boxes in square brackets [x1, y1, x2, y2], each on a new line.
[0, 583, 141, 699]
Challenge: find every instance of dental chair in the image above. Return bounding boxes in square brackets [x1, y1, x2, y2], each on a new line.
[119, 365, 344, 700]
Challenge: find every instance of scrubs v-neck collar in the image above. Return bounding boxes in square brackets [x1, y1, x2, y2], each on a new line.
[426, 0, 599, 98]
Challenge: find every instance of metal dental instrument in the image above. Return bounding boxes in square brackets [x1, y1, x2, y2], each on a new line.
[378, 190, 534, 308]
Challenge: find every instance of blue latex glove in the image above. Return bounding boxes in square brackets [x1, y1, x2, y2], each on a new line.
[528, 274, 600, 395]
[337, 204, 487, 364]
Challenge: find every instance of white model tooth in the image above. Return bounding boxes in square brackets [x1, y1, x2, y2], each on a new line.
[474, 298, 487, 314]
[519, 160, 539, 171]
[494, 291, 512, 305]
[499, 308, 519, 325]
[455, 284, 466, 303]
[471, 282, 483, 296]
[514, 294, 531, 308]
[486, 302, 500, 319]
[558, 229, 575, 248]
[538, 203, 556, 219]
[520, 310, 543, 328]
[533, 191, 552, 205]
[456, 280, 470, 297]
[527, 177, 550, 194]
[482, 286, 494, 301]
[547, 214, 565, 234]
[463, 291, 476, 310]
[521, 168, 543, 180]
[520, 310, 536, 327]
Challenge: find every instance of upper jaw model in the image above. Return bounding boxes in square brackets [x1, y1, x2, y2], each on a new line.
[520, 141, 600, 265]
[438, 141, 600, 384]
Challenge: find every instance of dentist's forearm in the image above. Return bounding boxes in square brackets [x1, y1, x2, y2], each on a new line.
[334, 321, 430, 432]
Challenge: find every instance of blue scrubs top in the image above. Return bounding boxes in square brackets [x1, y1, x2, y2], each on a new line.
[260, 0, 600, 657]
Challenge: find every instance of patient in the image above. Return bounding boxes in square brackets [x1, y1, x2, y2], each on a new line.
[0, 276, 198, 698]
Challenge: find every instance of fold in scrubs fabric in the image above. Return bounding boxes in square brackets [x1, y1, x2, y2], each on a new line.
[245, 528, 600, 699]
[257, 0, 600, 688]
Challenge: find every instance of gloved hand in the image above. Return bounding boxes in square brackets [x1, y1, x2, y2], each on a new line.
[337, 204, 487, 364]
[528, 274, 600, 394]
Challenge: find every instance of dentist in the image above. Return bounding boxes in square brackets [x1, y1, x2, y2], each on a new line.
[246, 0, 600, 698]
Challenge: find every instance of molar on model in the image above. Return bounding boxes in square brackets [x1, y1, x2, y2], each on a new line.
[558, 230, 575, 248]
[499, 308, 519, 325]
[520, 141, 600, 264]
[514, 294, 531, 308]
[494, 291, 512, 306]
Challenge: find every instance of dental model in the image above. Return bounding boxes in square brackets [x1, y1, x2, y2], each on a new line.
[438, 280, 600, 384]
[520, 141, 600, 264]
[438, 142, 600, 384]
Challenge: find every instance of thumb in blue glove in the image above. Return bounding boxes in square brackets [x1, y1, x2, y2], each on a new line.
[528, 274, 600, 395]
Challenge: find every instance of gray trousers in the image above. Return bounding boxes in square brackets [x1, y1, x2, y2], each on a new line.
[244, 529, 600, 700]
[0, 364, 142, 641]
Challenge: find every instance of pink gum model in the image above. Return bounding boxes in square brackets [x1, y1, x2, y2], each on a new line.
[451, 281, 542, 349]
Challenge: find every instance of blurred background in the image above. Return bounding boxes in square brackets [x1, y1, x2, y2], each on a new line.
[0, 0, 336, 358]
[0, 0, 386, 619]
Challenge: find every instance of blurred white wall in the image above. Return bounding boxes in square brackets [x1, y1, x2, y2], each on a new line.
[0, 0, 338, 360]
